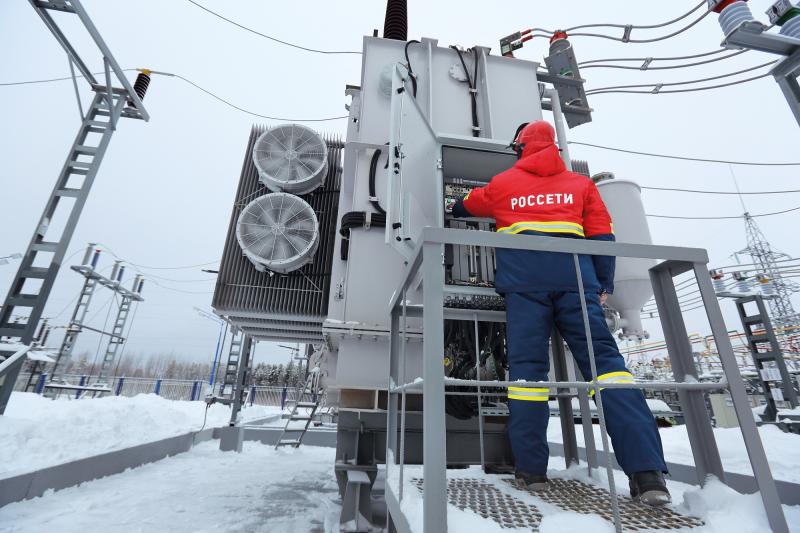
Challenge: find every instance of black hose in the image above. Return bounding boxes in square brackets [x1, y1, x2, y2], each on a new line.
[383, 0, 408, 41]
[368, 149, 386, 215]
[450, 46, 480, 137]
[339, 211, 387, 260]
[405, 39, 420, 97]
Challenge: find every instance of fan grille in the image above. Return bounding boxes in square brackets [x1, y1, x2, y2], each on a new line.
[252, 124, 328, 194]
[236, 192, 319, 274]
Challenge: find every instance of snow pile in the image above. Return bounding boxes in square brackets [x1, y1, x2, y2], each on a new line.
[547, 421, 800, 483]
[0, 392, 280, 477]
[0, 442, 340, 533]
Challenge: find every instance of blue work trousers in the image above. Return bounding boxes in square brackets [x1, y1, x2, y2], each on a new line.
[505, 291, 667, 476]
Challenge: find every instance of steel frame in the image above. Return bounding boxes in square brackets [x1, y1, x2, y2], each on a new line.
[721, 19, 800, 126]
[385, 227, 788, 533]
[0, 0, 149, 413]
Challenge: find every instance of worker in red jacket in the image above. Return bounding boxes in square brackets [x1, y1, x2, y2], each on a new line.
[451, 120, 670, 506]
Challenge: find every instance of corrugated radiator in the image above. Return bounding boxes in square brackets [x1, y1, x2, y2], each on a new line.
[212, 125, 342, 342]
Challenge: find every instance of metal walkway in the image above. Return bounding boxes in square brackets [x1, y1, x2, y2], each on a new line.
[410, 476, 704, 532]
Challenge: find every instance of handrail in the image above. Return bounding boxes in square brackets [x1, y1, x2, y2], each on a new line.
[0, 345, 31, 377]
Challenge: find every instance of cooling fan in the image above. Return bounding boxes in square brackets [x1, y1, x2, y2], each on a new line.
[252, 123, 328, 195]
[236, 192, 320, 274]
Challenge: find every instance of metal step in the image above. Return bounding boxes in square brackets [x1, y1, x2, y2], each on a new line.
[296, 401, 318, 408]
[276, 440, 301, 447]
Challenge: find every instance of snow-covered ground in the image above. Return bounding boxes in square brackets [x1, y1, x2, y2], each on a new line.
[546, 420, 800, 483]
[0, 392, 281, 478]
[0, 441, 340, 533]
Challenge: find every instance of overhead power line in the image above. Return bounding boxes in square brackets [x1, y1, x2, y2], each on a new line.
[578, 48, 730, 66]
[640, 186, 800, 195]
[565, 1, 706, 32]
[646, 205, 800, 220]
[568, 5, 712, 44]
[587, 72, 771, 95]
[585, 61, 777, 94]
[186, 0, 361, 55]
[0, 70, 349, 122]
[568, 141, 800, 166]
[170, 73, 349, 122]
[580, 50, 748, 71]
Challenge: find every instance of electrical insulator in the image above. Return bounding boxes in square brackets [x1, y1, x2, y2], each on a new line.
[714, 1, 755, 35]
[756, 273, 776, 296]
[82, 242, 96, 266]
[709, 269, 726, 293]
[128, 69, 152, 108]
[768, 0, 800, 38]
[733, 271, 751, 293]
[91, 249, 101, 270]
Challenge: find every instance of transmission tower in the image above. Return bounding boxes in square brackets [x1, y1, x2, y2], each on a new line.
[740, 213, 800, 341]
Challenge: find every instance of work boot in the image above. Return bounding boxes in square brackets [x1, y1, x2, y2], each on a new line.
[629, 471, 671, 506]
[514, 470, 549, 490]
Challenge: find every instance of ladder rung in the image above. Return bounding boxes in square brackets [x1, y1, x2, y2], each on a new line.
[69, 161, 92, 170]
[8, 294, 39, 307]
[742, 316, 763, 325]
[295, 402, 317, 408]
[86, 120, 109, 128]
[0, 325, 26, 337]
[31, 242, 59, 253]
[21, 267, 49, 279]
[754, 352, 776, 361]
[34, 1, 76, 13]
[276, 440, 301, 447]
[55, 188, 82, 198]
[74, 145, 98, 155]
[749, 335, 770, 344]
[66, 167, 89, 176]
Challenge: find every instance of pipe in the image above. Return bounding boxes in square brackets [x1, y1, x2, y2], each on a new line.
[545, 88, 572, 171]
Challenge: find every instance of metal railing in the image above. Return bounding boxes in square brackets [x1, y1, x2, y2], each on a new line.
[386, 227, 788, 533]
[13, 372, 303, 408]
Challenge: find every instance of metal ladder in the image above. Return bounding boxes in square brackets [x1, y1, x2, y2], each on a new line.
[735, 295, 800, 421]
[95, 295, 133, 383]
[49, 275, 101, 381]
[0, 93, 125, 348]
[216, 329, 253, 426]
[275, 370, 320, 449]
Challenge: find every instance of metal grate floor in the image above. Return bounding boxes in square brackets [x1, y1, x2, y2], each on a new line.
[412, 478, 542, 530]
[411, 476, 705, 531]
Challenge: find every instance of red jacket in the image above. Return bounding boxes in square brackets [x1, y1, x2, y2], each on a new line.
[453, 121, 615, 293]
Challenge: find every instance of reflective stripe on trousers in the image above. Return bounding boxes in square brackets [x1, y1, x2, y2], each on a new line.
[508, 386, 550, 402]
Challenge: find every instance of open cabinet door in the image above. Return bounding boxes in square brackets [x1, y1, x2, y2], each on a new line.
[386, 64, 441, 259]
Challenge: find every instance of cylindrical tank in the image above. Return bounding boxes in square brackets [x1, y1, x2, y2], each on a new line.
[595, 174, 654, 341]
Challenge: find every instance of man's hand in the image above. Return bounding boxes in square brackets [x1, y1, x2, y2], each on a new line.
[444, 198, 457, 214]
[599, 291, 608, 306]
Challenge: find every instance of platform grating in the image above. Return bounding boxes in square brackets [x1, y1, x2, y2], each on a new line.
[412, 478, 543, 530]
[411, 476, 704, 531]
[506, 477, 705, 531]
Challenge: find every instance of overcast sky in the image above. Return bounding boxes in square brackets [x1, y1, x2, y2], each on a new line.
[1, 0, 799, 370]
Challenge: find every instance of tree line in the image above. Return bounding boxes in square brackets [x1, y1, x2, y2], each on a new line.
[48, 351, 306, 387]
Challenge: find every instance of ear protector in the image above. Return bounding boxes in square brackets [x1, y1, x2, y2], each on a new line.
[509, 122, 529, 159]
